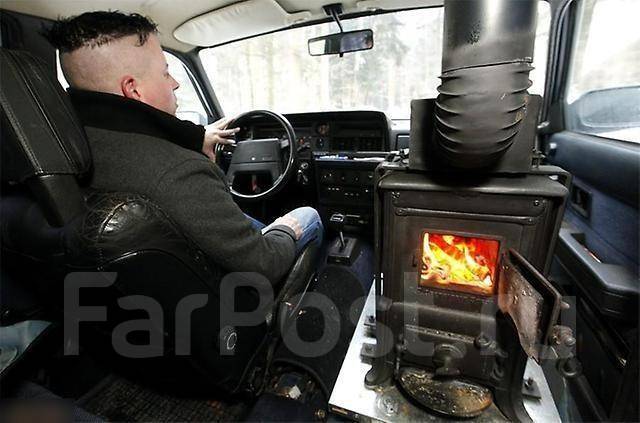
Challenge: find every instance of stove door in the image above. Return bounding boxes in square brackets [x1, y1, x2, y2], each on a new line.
[498, 249, 562, 362]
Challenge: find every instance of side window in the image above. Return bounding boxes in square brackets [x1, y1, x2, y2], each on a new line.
[565, 0, 640, 143]
[56, 50, 69, 89]
[164, 52, 208, 125]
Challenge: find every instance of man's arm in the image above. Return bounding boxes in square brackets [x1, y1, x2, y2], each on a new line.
[152, 157, 296, 284]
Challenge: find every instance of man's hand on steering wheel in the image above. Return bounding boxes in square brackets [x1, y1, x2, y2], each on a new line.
[202, 117, 240, 160]
[210, 110, 297, 201]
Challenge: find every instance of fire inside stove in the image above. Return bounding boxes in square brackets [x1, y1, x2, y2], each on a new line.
[420, 233, 500, 296]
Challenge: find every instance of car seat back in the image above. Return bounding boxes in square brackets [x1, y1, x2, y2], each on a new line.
[0, 48, 291, 393]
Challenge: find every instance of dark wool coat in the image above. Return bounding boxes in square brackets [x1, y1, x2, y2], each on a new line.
[68, 89, 296, 284]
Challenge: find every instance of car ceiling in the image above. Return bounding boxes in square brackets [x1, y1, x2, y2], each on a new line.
[0, 0, 442, 52]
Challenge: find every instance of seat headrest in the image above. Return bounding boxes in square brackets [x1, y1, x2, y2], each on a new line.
[0, 48, 91, 184]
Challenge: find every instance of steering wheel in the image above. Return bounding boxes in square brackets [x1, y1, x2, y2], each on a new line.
[215, 110, 297, 201]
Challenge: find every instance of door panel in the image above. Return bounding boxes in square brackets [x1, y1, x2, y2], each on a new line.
[550, 131, 639, 208]
[543, 0, 639, 419]
[550, 130, 640, 268]
[548, 130, 639, 418]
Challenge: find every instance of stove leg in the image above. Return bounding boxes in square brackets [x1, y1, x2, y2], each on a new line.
[493, 347, 532, 422]
[364, 296, 395, 388]
[365, 357, 394, 387]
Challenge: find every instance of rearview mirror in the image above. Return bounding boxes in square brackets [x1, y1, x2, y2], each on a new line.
[308, 29, 374, 56]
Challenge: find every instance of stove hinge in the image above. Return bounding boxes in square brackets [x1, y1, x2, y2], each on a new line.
[549, 324, 582, 379]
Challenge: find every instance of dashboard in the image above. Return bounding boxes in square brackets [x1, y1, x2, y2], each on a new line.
[233, 111, 396, 231]
[238, 111, 390, 155]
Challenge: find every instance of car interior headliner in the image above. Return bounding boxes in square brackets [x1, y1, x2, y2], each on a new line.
[0, 0, 443, 52]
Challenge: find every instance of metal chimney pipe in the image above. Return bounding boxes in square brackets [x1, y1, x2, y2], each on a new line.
[435, 0, 538, 169]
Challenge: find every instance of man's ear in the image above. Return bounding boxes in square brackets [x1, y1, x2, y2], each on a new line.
[120, 76, 141, 100]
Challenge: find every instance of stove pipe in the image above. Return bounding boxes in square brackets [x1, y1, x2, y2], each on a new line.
[435, 0, 538, 169]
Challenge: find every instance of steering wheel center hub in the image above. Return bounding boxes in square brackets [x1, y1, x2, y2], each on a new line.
[216, 110, 297, 201]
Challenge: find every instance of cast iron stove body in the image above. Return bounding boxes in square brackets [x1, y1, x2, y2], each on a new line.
[367, 155, 569, 420]
[365, 1, 572, 420]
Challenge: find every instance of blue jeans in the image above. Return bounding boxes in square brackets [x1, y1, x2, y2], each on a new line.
[246, 207, 324, 255]
[245, 214, 267, 231]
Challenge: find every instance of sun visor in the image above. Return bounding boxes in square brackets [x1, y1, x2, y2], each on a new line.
[174, 0, 312, 47]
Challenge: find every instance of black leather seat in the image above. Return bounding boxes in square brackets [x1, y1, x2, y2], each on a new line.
[0, 48, 318, 393]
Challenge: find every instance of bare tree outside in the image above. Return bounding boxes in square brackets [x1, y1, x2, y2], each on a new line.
[200, 4, 551, 120]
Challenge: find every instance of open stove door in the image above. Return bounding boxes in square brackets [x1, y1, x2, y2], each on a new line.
[498, 249, 564, 362]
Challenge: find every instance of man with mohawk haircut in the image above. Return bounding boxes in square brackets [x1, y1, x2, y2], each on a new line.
[44, 11, 323, 285]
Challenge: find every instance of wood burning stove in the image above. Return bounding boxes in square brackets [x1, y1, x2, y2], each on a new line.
[364, 1, 575, 420]
[366, 154, 570, 419]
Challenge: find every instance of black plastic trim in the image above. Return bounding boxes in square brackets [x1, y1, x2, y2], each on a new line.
[556, 226, 639, 320]
[548, 131, 640, 207]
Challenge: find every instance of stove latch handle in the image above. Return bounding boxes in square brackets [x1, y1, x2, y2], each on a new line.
[432, 344, 463, 378]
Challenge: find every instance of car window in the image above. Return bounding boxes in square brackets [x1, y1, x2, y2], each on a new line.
[164, 52, 208, 125]
[200, 2, 550, 120]
[565, 0, 640, 143]
[56, 50, 69, 89]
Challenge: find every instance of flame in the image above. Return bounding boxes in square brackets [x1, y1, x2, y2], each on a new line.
[420, 233, 499, 295]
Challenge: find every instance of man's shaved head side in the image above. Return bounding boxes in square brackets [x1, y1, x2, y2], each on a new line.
[43, 11, 179, 115]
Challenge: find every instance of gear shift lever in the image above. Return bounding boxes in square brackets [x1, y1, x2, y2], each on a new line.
[327, 213, 358, 265]
[329, 213, 346, 250]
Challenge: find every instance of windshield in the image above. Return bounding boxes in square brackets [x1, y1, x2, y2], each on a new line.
[200, 4, 550, 119]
